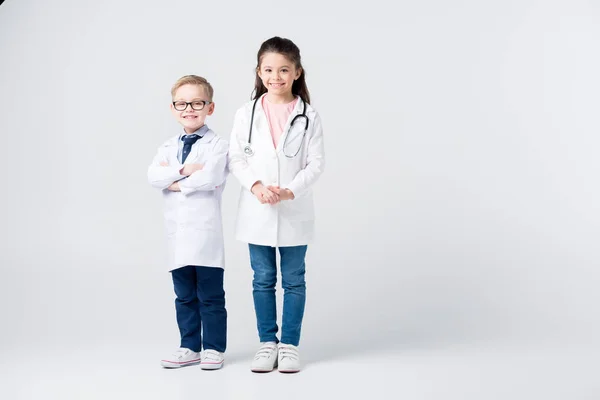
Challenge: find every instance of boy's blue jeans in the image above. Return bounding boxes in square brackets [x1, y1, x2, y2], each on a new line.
[171, 265, 226, 353]
[248, 244, 307, 347]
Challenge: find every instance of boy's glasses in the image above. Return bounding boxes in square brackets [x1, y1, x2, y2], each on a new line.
[172, 100, 211, 111]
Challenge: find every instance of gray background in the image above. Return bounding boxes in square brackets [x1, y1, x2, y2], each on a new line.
[1, 0, 599, 398]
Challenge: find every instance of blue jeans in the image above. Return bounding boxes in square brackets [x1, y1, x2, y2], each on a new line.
[171, 265, 227, 353]
[248, 244, 307, 346]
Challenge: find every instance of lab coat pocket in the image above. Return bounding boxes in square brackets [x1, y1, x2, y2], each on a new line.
[187, 197, 220, 231]
[281, 195, 314, 221]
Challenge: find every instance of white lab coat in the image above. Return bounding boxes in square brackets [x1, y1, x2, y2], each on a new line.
[228, 94, 325, 247]
[148, 129, 228, 271]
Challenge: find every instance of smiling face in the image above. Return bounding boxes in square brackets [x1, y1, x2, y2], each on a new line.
[170, 84, 214, 134]
[257, 52, 301, 102]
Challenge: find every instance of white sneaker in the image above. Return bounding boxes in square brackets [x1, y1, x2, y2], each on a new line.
[160, 347, 201, 368]
[250, 342, 278, 372]
[201, 349, 224, 370]
[278, 343, 300, 373]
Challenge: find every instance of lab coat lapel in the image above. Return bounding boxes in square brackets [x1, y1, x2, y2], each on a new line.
[254, 95, 274, 150]
[196, 129, 215, 145]
[176, 129, 215, 164]
[164, 136, 180, 165]
[276, 96, 303, 153]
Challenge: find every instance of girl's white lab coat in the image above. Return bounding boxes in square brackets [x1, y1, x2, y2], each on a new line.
[148, 130, 228, 271]
[228, 94, 325, 247]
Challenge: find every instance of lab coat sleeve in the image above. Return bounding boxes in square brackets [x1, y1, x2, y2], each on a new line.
[178, 139, 229, 195]
[147, 144, 185, 190]
[227, 108, 261, 191]
[286, 112, 325, 198]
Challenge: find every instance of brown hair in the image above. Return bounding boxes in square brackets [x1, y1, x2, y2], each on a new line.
[171, 75, 214, 101]
[252, 36, 310, 104]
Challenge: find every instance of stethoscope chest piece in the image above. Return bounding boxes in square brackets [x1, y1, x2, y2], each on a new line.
[244, 144, 254, 157]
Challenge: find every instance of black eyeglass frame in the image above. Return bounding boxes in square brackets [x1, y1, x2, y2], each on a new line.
[172, 100, 212, 111]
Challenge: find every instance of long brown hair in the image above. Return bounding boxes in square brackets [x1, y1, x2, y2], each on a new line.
[252, 36, 310, 105]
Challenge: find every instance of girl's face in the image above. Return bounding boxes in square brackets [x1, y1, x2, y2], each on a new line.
[257, 52, 301, 98]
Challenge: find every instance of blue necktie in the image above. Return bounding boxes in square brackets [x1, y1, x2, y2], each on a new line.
[181, 134, 201, 163]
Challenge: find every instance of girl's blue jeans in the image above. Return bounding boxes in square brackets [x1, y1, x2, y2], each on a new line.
[248, 244, 308, 346]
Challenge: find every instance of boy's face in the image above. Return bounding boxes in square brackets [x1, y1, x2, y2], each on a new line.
[171, 84, 214, 134]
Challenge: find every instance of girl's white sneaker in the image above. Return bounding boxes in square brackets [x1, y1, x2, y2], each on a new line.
[277, 343, 300, 373]
[250, 342, 278, 372]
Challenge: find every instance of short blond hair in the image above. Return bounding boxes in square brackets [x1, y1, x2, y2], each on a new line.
[171, 75, 214, 101]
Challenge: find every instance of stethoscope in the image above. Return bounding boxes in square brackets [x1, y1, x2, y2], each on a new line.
[243, 96, 309, 158]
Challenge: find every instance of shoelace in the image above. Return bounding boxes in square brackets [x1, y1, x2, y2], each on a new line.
[254, 344, 277, 360]
[203, 350, 222, 362]
[278, 346, 299, 361]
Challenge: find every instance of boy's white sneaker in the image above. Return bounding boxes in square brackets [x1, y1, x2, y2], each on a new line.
[160, 347, 201, 368]
[250, 342, 278, 372]
[201, 349, 225, 370]
[278, 343, 301, 373]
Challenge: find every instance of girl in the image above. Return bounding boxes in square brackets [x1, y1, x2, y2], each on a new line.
[228, 36, 325, 373]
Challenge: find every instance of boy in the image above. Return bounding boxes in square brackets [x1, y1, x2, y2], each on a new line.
[147, 75, 228, 370]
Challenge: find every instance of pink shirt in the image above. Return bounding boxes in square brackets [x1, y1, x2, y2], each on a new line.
[262, 96, 298, 148]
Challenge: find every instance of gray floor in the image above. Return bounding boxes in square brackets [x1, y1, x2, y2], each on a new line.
[2, 339, 598, 400]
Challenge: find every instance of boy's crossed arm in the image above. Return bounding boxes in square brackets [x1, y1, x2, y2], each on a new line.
[149, 140, 228, 195]
[159, 162, 204, 192]
[147, 145, 195, 190]
[148, 140, 228, 194]
[175, 140, 228, 195]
